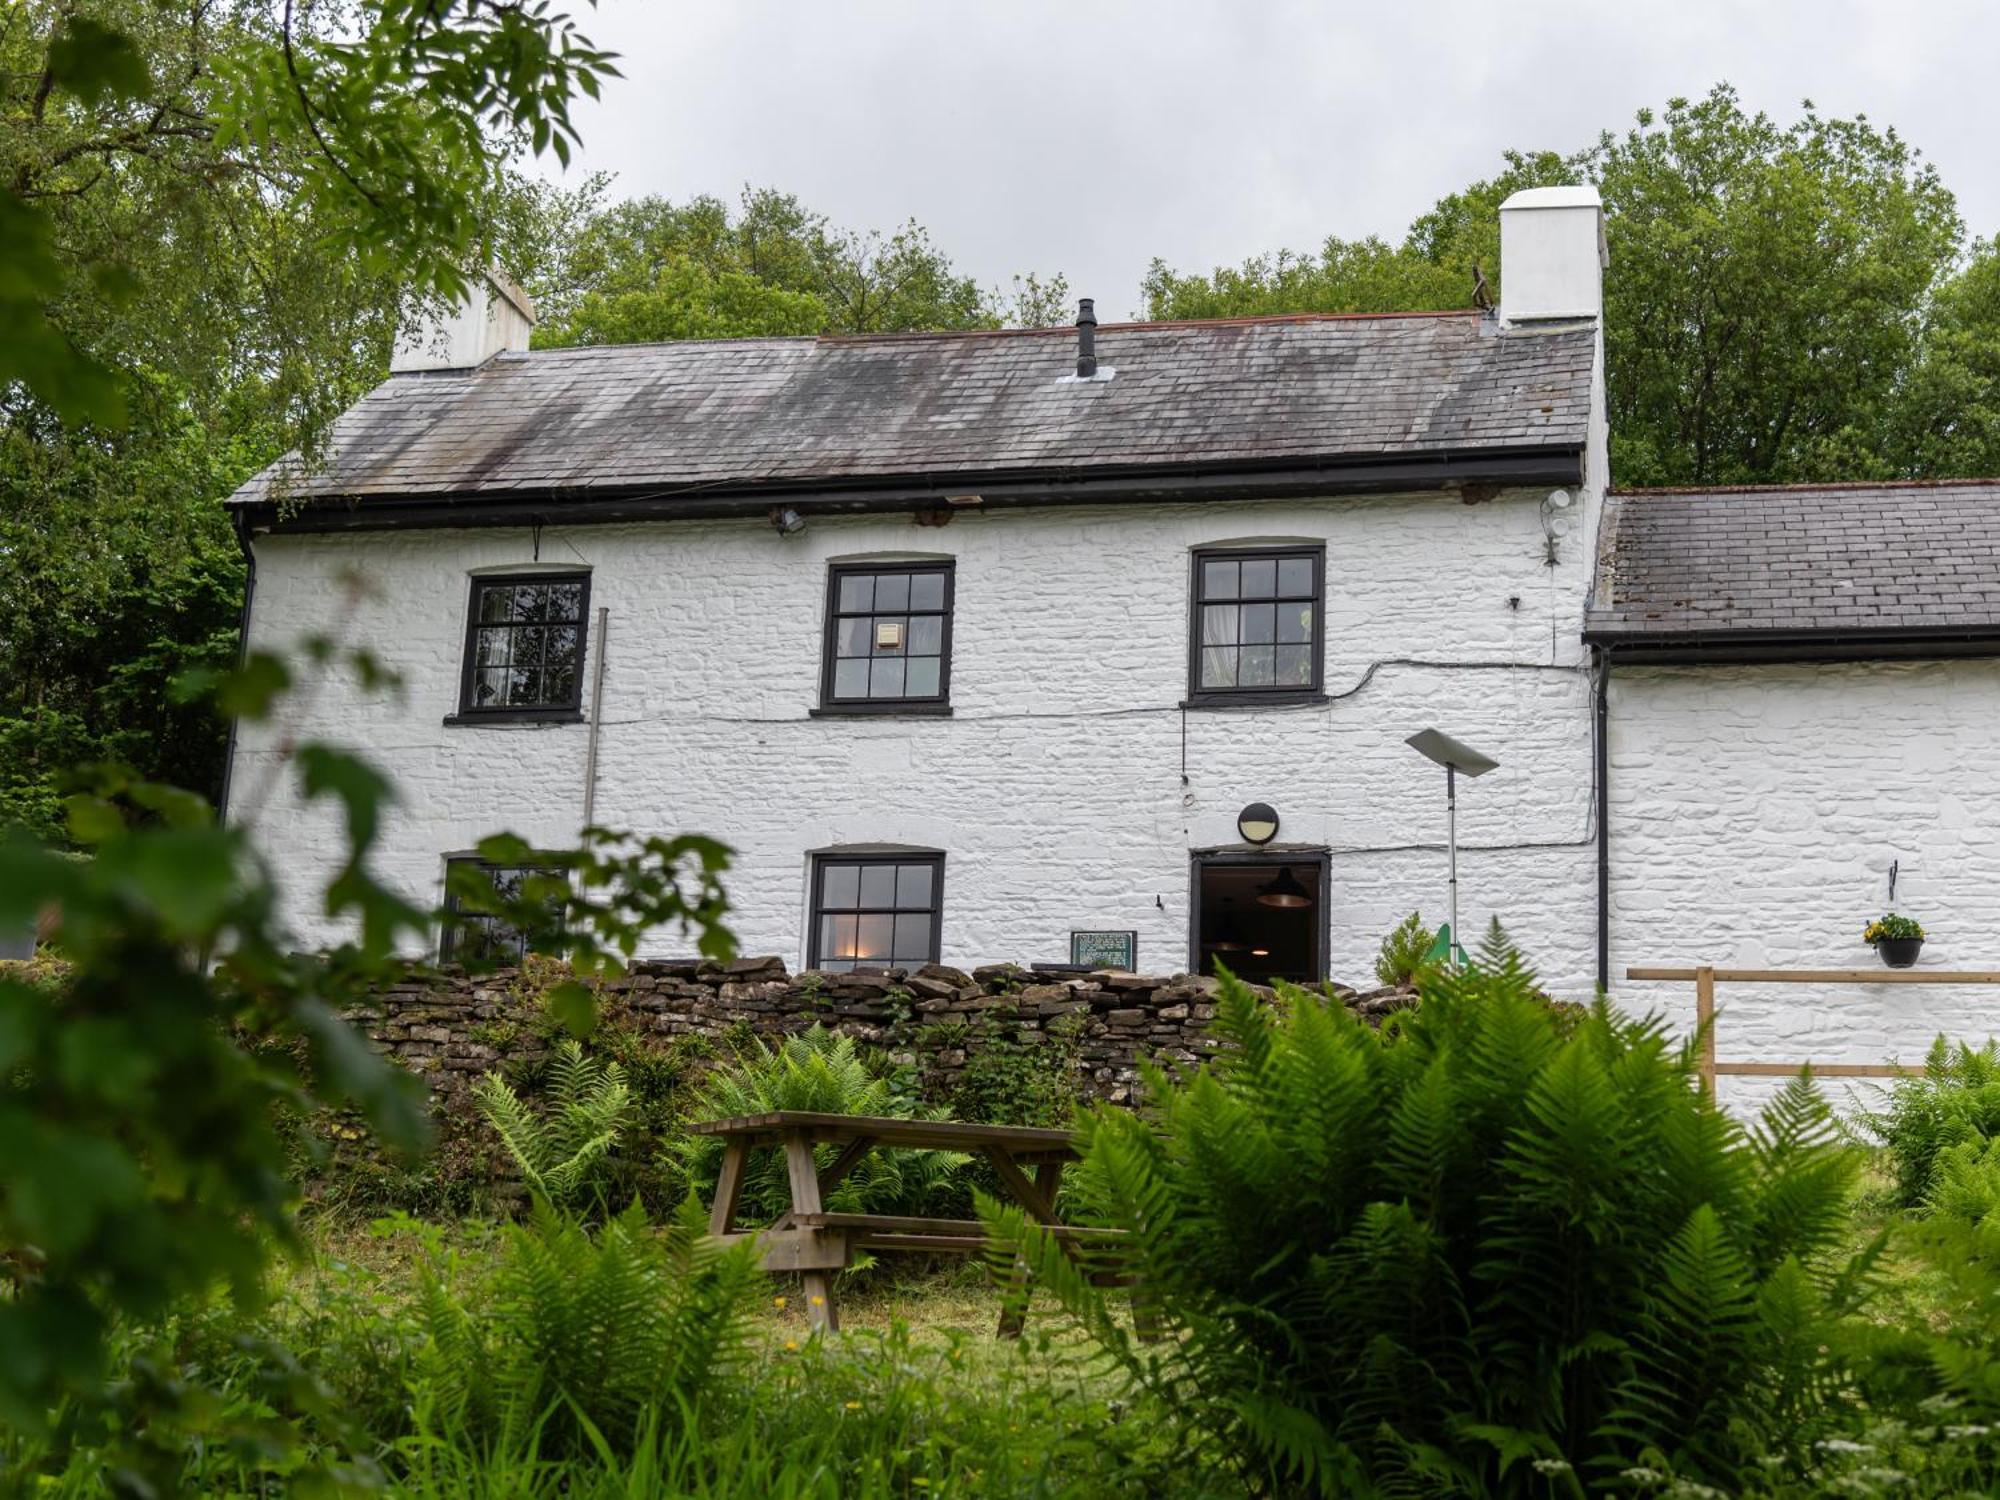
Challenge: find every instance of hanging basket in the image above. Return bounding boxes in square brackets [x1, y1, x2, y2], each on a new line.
[1874, 936, 1924, 969]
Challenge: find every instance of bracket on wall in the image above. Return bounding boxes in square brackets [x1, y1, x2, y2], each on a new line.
[1889, 858, 1899, 904]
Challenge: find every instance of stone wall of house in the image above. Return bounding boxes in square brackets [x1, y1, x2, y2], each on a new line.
[1610, 658, 2000, 1119]
[349, 957, 1414, 1106]
[237, 488, 1605, 1001]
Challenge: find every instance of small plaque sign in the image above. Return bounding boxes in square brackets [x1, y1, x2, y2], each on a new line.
[1070, 929, 1137, 970]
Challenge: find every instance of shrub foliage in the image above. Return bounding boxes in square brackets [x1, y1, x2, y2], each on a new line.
[1865, 1037, 2000, 1209]
[986, 954, 1866, 1496]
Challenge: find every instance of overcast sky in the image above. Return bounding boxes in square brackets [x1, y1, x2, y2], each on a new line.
[543, 0, 2000, 319]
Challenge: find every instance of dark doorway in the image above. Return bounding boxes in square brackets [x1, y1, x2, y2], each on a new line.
[1190, 852, 1329, 984]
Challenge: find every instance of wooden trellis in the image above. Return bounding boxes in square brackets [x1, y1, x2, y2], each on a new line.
[1625, 966, 2000, 1096]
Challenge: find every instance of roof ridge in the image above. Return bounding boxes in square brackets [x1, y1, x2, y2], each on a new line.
[1611, 477, 2000, 497]
[815, 308, 1482, 346]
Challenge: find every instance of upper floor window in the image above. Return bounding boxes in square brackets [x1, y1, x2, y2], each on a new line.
[820, 563, 953, 712]
[808, 853, 943, 972]
[440, 858, 565, 965]
[458, 573, 590, 718]
[1188, 546, 1323, 702]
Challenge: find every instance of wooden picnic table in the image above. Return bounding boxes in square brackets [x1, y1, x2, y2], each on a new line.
[689, 1110, 1121, 1334]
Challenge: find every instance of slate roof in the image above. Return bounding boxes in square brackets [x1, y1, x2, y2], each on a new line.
[1588, 480, 2000, 648]
[230, 311, 1595, 509]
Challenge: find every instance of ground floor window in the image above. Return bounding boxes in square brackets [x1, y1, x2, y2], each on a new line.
[439, 859, 565, 964]
[1190, 853, 1328, 984]
[809, 853, 943, 971]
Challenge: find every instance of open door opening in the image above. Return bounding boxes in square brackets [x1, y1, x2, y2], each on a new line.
[1192, 855, 1328, 984]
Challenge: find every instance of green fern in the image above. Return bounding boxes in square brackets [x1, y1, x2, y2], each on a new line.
[472, 1038, 634, 1209]
[406, 1197, 762, 1458]
[986, 958, 1870, 1497]
[1375, 911, 1438, 988]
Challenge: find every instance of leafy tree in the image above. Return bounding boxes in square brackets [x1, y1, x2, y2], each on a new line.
[1144, 85, 1971, 488]
[0, 1, 612, 839]
[0, 648, 735, 1481]
[533, 186, 1069, 346]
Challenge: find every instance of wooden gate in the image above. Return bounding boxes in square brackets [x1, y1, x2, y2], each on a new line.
[1625, 965, 2000, 1096]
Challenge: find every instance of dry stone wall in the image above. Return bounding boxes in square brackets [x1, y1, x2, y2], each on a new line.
[350, 956, 1414, 1105]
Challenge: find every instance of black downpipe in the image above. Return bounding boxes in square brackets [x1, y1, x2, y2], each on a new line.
[214, 512, 258, 826]
[1594, 646, 1611, 993]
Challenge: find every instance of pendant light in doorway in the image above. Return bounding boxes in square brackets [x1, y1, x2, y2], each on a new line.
[1256, 866, 1312, 909]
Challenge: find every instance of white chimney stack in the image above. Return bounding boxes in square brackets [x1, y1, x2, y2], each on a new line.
[391, 268, 537, 373]
[1497, 186, 1606, 326]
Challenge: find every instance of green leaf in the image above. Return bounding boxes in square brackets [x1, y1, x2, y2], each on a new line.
[545, 980, 598, 1038]
[47, 18, 149, 105]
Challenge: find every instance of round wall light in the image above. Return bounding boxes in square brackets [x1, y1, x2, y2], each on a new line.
[1237, 802, 1280, 845]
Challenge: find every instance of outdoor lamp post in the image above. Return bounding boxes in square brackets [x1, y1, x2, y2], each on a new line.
[1405, 728, 1499, 963]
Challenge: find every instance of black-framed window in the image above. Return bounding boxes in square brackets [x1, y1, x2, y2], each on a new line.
[439, 859, 565, 965]
[1188, 546, 1323, 700]
[457, 573, 590, 717]
[819, 563, 953, 710]
[807, 853, 944, 972]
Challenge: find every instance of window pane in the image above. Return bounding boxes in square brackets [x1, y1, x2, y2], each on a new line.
[475, 667, 508, 706]
[892, 914, 932, 965]
[839, 574, 874, 612]
[1201, 605, 1237, 646]
[858, 864, 898, 907]
[546, 625, 578, 669]
[909, 572, 946, 611]
[544, 662, 576, 705]
[821, 914, 858, 965]
[509, 583, 547, 622]
[907, 615, 943, 656]
[895, 862, 934, 908]
[904, 657, 941, 697]
[821, 864, 860, 908]
[1277, 603, 1312, 644]
[1240, 646, 1275, 686]
[475, 627, 512, 668]
[872, 617, 908, 656]
[1201, 559, 1238, 600]
[870, 657, 906, 698]
[1240, 603, 1275, 645]
[1276, 644, 1313, 685]
[1277, 557, 1314, 596]
[479, 586, 515, 623]
[548, 583, 583, 620]
[512, 626, 547, 668]
[1239, 558, 1276, 598]
[1200, 646, 1237, 687]
[833, 658, 869, 698]
[507, 666, 539, 704]
[835, 617, 871, 657]
[873, 573, 910, 611]
[855, 913, 894, 961]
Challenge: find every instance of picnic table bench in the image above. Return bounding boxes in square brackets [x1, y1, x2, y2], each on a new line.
[689, 1109, 1123, 1334]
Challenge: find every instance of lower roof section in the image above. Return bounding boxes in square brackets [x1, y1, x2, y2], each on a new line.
[1587, 479, 2000, 663]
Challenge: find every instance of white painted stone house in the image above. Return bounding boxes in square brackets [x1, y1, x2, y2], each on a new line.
[226, 186, 2000, 1110]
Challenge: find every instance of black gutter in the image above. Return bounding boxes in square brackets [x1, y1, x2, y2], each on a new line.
[214, 511, 257, 826]
[1594, 646, 1610, 994]
[1582, 625, 2000, 667]
[235, 447, 1586, 535]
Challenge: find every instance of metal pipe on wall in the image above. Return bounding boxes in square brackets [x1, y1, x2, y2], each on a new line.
[581, 606, 609, 829]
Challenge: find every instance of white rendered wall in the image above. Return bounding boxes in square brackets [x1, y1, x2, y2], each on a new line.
[233, 487, 1602, 992]
[1608, 660, 2000, 1117]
